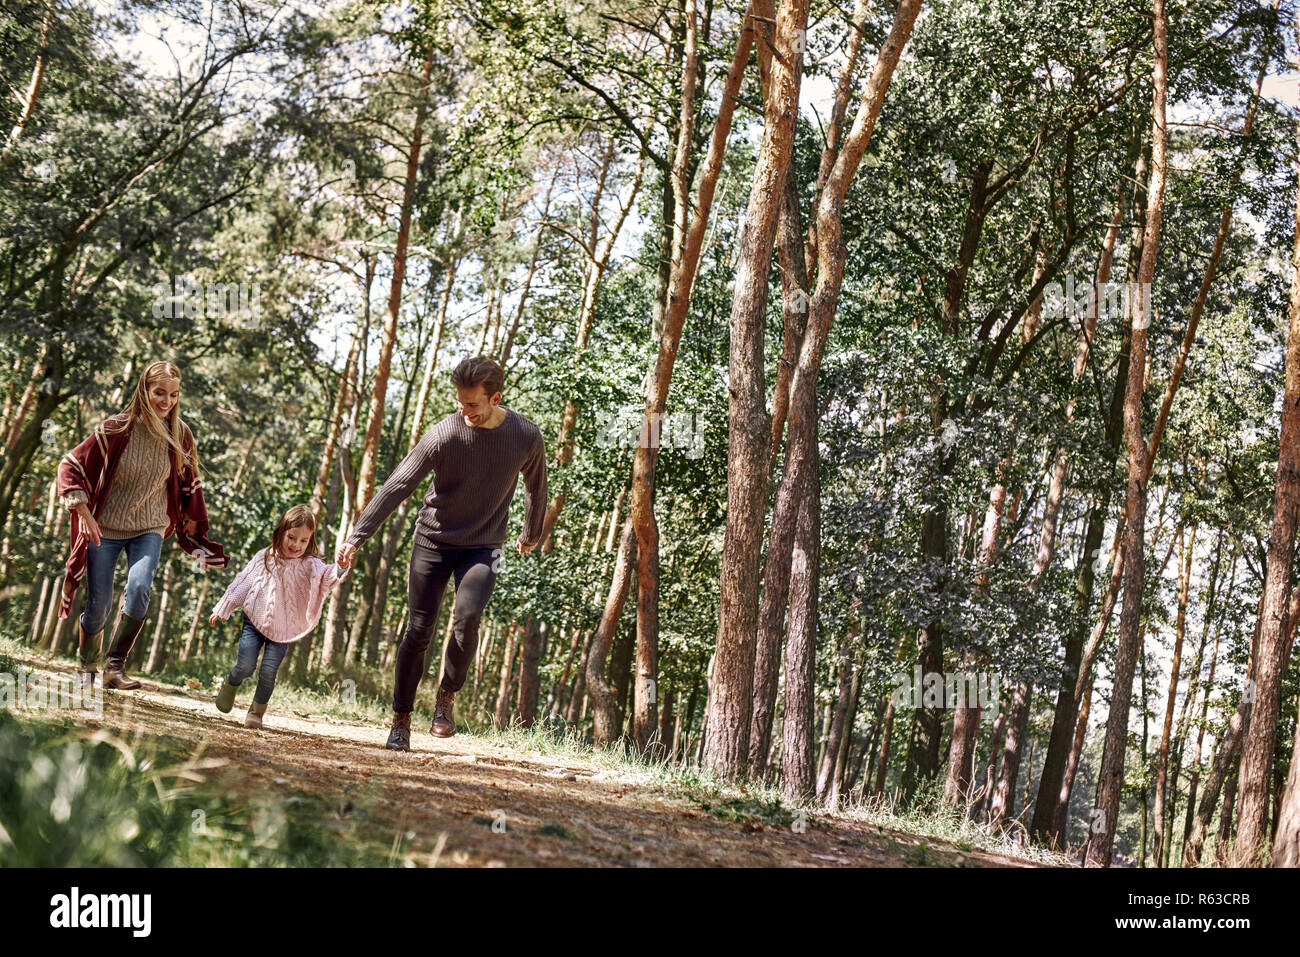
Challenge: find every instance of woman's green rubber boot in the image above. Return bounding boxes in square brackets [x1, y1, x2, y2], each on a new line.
[215, 680, 237, 713]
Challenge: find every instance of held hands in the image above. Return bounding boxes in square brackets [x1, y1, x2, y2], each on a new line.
[336, 541, 358, 570]
[208, 612, 225, 626]
[516, 535, 538, 556]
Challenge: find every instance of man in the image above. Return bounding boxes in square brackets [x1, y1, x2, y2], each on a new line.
[336, 356, 547, 750]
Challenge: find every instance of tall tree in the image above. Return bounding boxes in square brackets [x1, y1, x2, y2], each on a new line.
[1085, 0, 1168, 867]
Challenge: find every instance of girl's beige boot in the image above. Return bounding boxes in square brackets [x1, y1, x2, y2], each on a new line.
[245, 700, 267, 729]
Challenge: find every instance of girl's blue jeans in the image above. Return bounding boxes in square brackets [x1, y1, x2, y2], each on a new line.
[227, 614, 289, 705]
[80, 531, 163, 635]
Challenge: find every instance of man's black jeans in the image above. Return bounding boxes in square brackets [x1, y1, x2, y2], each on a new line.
[393, 540, 500, 712]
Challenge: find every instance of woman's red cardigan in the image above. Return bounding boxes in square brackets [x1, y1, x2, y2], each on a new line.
[55, 413, 228, 619]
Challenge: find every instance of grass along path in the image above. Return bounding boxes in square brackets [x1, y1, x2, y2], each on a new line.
[3, 645, 1066, 868]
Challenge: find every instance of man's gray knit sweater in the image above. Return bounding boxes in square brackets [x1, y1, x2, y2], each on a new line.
[346, 407, 547, 552]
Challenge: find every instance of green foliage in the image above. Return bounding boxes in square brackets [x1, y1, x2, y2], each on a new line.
[0, 710, 397, 866]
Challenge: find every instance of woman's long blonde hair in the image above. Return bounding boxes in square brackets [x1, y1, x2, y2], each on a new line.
[103, 361, 200, 475]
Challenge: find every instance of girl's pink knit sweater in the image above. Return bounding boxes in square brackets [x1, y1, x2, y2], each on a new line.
[213, 548, 349, 643]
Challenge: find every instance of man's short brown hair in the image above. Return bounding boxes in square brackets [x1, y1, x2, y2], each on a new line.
[451, 355, 504, 398]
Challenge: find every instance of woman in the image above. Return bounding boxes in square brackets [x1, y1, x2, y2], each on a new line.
[56, 360, 228, 689]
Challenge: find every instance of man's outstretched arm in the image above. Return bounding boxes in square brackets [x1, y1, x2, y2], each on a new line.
[517, 429, 548, 553]
[338, 427, 440, 566]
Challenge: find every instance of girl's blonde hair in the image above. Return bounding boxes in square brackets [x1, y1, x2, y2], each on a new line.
[265, 505, 321, 571]
[103, 360, 200, 475]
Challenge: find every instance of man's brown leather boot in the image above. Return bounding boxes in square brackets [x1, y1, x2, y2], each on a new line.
[386, 711, 412, 751]
[102, 612, 146, 690]
[431, 687, 456, 738]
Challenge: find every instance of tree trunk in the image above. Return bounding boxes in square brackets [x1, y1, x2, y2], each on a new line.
[1273, 712, 1300, 865]
[716, 0, 921, 783]
[826, 652, 863, 807]
[1236, 20, 1300, 864]
[1216, 771, 1239, 866]
[1085, 0, 1167, 868]
[588, 515, 635, 744]
[989, 683, 1032, 831]
[515, 615, 543, 727]
[180, 576, 210, 663]
[750, 168, 812, 776]
[702, 0, 810, 778]
[549, 626, 583, 720]
[1183, 549, 1232, 856]
[874, 695, 897, 797]
[781, 460, 820, 801]
[0, 0, 53, 170]
[310, 308, 367, 528]
[1029, 184, 1128, 843]
[353, 47, 434, 515]
[144, 560, 176, 673]
[817, 625, 859, 802]
[1153, 525, 1194, 866]
[493, 623, 519, 729]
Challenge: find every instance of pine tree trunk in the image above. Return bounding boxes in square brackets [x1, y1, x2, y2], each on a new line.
[1086, 0, 1167, 867]
[780, 461, 820, 801]
[353, 47, 434, 516]
[989, 683, 1032, 830]
[611, 619, 636, 738]
[1273, 715, 1300, 865]
[1235, 23, 1300, 863]
[566, 633, 593, 725]
[515, 615, 544, 727]
[180, 576, 210, 662]
[588, 515, 635, 743]
[1183, 551, 1231, 855]
[751, 0, 869, 774]
[817, 623, 858, 802]
[827, 658, 863, 807]
[874, 696, 896, 797]
[1153, 525, 1194, 866]
[493, 623, 519, 729]
[1184, 668, 1254, 865]
[145, 560, 176, 673]
[548, 626, 582, 720]
[1029, 185, 1128, 842]
[311, 312, 366, 527]
[703, 0, 810, 781]
[0, 0, 53, 170]
[1216, 771, 1239, 865]
[319, 292, 369, 674]
[750, 167, 811, 776]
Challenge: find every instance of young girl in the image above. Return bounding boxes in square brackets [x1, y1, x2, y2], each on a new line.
[209, 505, 348, 729]
[56, 360, 227, 690]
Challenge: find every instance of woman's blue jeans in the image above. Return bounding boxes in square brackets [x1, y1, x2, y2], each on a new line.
[80, 532, 163, 636]
[227, 614, 289, 705]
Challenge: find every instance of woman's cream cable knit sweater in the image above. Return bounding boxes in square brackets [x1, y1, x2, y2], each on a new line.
[63, 424, 171, 538]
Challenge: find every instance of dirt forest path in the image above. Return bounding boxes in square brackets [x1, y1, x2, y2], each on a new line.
[16, 651, 1052, 867]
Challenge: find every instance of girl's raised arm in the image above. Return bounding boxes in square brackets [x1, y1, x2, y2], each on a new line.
[310, 554, 350, 589]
